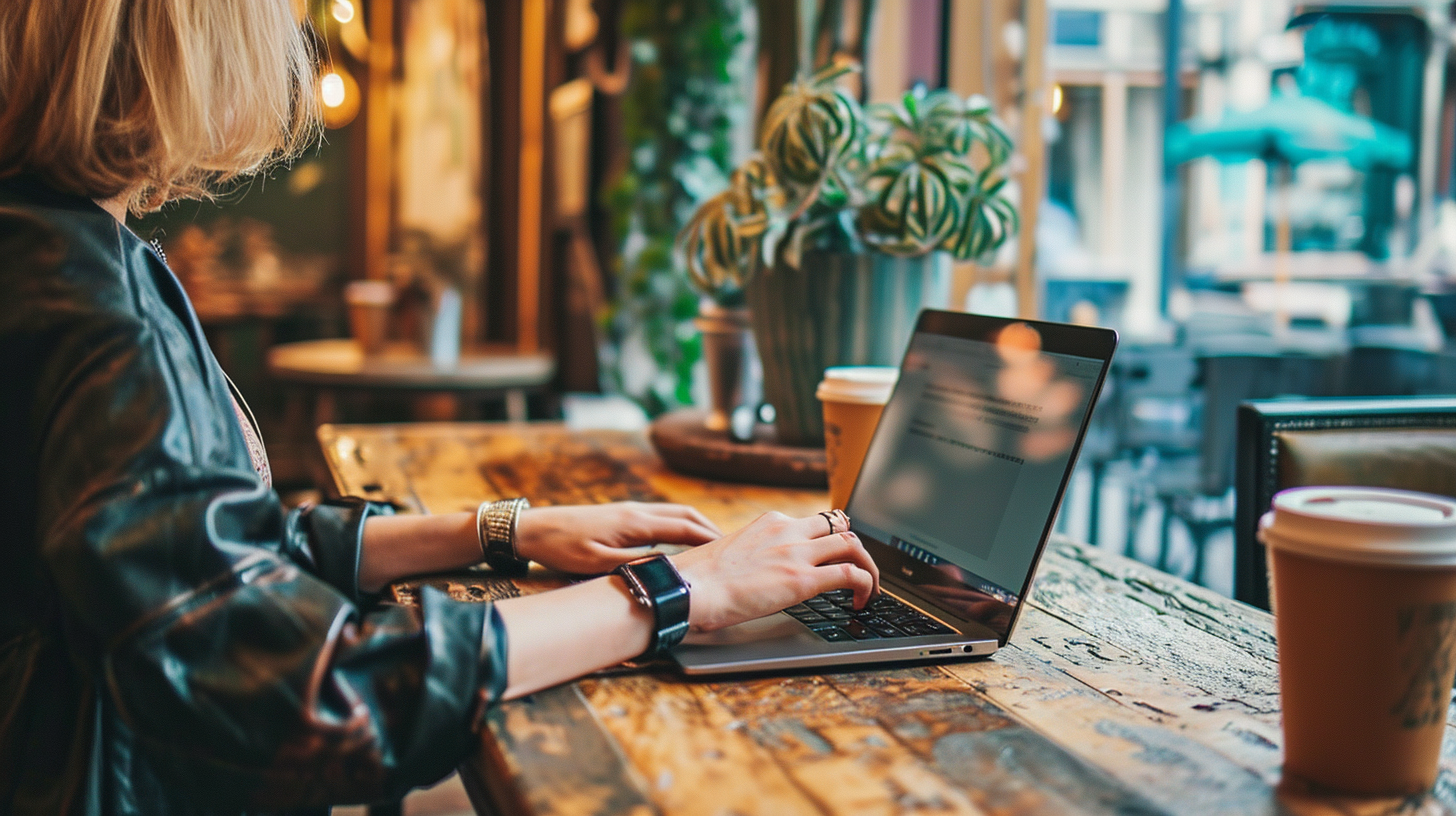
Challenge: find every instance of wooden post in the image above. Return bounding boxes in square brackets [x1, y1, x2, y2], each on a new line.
[1274, 161, 1291, 335]
[866, 0, 909, 104]
[516, 0, 548, 352]
[945, 0, 983, 312]
[364, 0, 395, 282]
[1014, 0, 1047, 320]
[1100, 72, 1127, 264]
[944, 0, 985, 98]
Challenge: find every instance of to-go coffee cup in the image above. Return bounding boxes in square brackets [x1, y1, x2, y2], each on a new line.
[816, 367, 898, 510]
[345, 280, 394, 356]
[1259, 486, 1456, 795]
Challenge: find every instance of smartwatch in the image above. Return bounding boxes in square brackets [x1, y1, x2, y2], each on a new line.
[613, 554, 691, 659]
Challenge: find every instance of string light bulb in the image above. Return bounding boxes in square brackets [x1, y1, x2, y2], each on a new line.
[321, 72, 346, 107]
[318, 68, 360, 128]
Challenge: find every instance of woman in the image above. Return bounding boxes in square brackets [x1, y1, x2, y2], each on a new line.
[0, 2, 878, 814]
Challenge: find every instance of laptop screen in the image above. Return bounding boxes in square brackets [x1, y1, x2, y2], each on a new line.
[846, 313, 1113, 643]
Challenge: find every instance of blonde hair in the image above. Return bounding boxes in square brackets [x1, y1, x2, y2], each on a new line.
[0, 0, 320, 214]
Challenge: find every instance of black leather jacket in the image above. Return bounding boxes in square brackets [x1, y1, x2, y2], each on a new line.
[0, 176, 507, 815]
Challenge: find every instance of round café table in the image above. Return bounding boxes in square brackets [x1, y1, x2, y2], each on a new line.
[267, 339, 555, 424]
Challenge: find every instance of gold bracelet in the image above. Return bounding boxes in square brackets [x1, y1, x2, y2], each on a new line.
[474, 500, 491, 561]
[477, 498, 530, 574]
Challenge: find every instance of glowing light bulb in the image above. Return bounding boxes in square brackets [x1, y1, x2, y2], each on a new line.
[318, 68, 360, 127]
[331, 0, 355, 24]
[321, 72, 346, 108]
[1050, 84, 1064, 115]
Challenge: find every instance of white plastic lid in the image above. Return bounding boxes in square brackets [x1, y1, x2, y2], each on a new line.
[1259, 486, 1456, 567]
[345, 280, 394, 305]
[816, 366, 899, 405]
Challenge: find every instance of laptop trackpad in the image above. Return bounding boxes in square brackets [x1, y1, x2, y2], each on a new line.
[680, 612, 817, 646]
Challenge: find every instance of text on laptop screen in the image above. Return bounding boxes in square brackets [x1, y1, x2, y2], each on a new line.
[847, 324, 1103, 636]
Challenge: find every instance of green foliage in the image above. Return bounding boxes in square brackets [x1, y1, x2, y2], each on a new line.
[677, 158, 771, 302]
[760, 64, 863, 199]
[678, 74, 1018, 298]
[603, 0, 753, 416]
[861, 87, 1018, 258]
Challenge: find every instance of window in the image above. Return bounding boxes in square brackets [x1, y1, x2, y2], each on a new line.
[1053, 10, 1102, 48]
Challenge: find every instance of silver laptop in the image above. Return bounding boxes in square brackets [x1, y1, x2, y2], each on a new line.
[673, 309, 1118, 675]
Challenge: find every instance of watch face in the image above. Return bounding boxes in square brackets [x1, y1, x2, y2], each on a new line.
[616, 554, 690, 657]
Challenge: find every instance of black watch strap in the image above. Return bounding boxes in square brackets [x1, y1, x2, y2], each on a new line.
[614, 555, 690, 659]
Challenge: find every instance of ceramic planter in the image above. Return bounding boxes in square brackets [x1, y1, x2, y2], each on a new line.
[747, 250, 951, 446]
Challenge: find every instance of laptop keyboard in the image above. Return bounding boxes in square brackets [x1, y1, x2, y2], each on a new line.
[782, 589, 956, 642]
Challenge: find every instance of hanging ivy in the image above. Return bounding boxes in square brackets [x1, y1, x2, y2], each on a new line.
[601, 0, 753, 416]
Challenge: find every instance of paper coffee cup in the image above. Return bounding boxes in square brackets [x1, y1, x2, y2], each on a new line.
[1260, 486, 1456, 795]
[817, 367, 898, 510]
[345, 280, 393, 355]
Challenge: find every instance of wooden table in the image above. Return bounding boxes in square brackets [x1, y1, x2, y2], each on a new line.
[318, 422, 1456, 816]
[269, 339, 554, 423]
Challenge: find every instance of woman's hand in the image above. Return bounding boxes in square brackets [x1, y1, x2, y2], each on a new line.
[513, 502, 722, 574]
[671, 511, 879, 632]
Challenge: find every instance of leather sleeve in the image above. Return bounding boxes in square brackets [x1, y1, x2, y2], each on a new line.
[31, 261, 508, 809]
[282, 496, 392, 606]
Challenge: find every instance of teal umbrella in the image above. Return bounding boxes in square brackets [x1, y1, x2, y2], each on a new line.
[1165, 91, 1411, 172]
[1162, 21, 1412, 326]
[1165, 91, 1410, 328]
[1164, 92, 1411, 329]
[1167, 19, 1410, 171]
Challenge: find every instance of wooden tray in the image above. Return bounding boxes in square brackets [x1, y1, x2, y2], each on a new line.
[648, 409, 827, 487]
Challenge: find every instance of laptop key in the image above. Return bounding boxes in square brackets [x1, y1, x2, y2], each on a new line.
[903, 621, 956, 636]
[802, 592, 950, 639]
[860, 617, 905, 637]
[842, 621, 880, 640]
[816, 627, 854, 642]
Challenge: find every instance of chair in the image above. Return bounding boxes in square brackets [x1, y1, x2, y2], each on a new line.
[1346, 325, 1437, 396]
[1101, 344, 1201, 563]
[1197, 333, 1347, 496]
[1232, 396, 1456, 609]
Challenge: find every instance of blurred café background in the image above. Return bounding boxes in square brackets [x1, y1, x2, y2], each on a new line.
[143, 0, 1456, 601]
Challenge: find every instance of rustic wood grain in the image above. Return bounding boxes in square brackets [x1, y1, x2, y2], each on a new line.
[317, 423, 1456, 816]
[474, 683, 656, 816]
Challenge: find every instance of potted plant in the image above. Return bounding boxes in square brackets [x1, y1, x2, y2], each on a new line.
[678, 62, 1019, 445]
